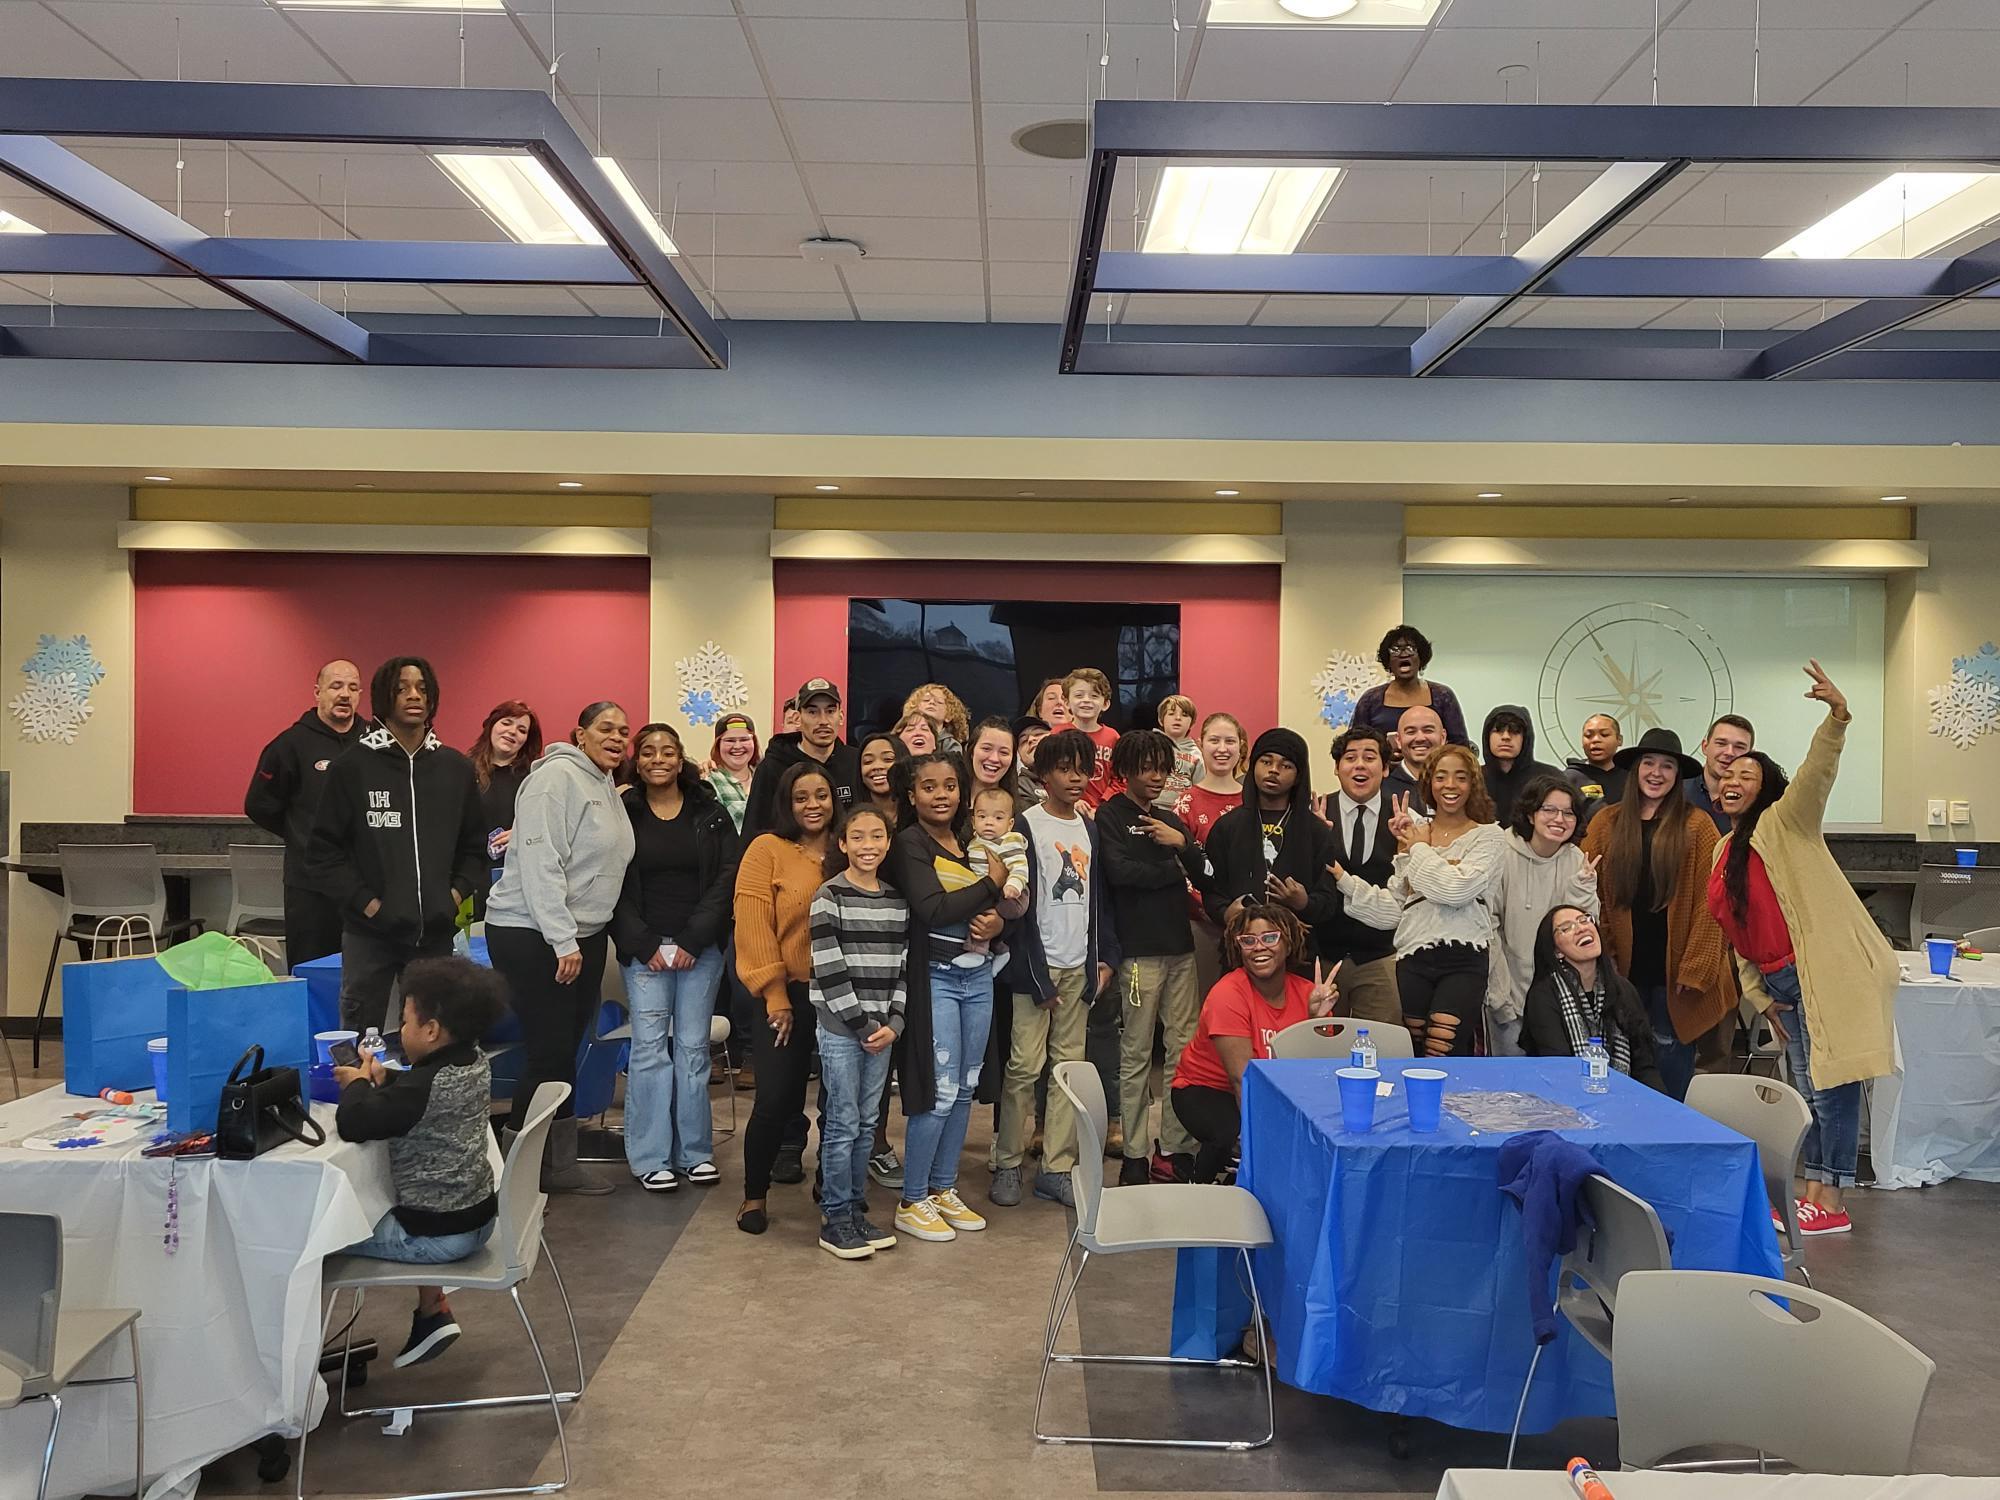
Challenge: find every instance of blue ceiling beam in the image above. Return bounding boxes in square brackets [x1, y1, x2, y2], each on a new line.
[0, 235, 636, 285]
[1068, 342, 2000, 381]
[0, 324, 714, 369]
[0, 134, 370, 361]
[1753, 230, 2000, 379]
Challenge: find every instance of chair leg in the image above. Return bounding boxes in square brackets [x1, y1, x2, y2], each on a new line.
[1506, 1341, 1547, 1469]
[129, 1320, 145, 1499]
[1240, 1247, 1277, 1451]
[33, 929, 63, 1069]
[541, 1238, 587, 1398]
[35, 1393, 61, 1500]
[295, 1287, 346, 1500]
[508, 1284, 571, 1494]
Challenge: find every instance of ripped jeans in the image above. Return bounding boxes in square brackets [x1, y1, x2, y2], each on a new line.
[899, 959, 994, 1203]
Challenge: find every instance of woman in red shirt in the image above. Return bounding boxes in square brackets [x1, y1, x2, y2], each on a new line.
[1170, 902, 1337, 1182]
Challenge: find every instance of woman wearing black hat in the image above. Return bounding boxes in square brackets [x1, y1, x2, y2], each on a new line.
[1201, 727, 1338, 963]
[1579, 727, 1733, 1100]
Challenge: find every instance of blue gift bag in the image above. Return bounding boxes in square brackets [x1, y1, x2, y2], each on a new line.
[61, 954, 172, 1097]
[165, 978, 313, 1136]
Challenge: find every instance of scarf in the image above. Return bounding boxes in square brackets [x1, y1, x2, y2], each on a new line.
[1553, 962, 1633, 1077]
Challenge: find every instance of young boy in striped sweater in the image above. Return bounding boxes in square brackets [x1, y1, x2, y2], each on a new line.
[808, 806, 909, 1261]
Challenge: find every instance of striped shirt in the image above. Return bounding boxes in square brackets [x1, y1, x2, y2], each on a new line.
[808, 872, 910, 1038]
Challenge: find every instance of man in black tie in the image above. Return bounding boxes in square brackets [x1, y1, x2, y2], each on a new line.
[1315, 726, 1402, 1026]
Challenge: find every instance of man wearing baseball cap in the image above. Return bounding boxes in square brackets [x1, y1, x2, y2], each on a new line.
[741, 676, 865, 839]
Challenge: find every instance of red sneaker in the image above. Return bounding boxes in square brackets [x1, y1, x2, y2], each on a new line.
[1798, 1201, 1852, 1236]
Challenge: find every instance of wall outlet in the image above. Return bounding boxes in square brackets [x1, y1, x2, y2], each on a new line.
[1929, 799, 1949, 827]
[1950, 800, 1972, 826]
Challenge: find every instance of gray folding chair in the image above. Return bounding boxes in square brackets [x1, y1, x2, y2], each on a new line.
[224, 844, 289, 945]
[1506, 1174, 1669, 1468]
[1685, 1074, 1814, 1286]
[298, 1082, 583, 1500]
[0, 1212, 144, 1500]
[1268, 1017, 1415, 1061]
[1964, 924, 2000, 950]
[1611, 1270, 1935, 1474]
[33, 844, 199, 1066]
[1738, 995, 1786, 1079]
[1033, 1061, 1276, 1451]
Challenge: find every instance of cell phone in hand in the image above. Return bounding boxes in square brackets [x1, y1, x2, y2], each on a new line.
[328, 1040, 363, 1069]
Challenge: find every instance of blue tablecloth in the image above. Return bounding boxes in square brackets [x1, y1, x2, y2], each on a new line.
[1170, 1057, 1784, 1434]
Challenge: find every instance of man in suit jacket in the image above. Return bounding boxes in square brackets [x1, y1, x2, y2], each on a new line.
[1314, 725, 1403, 1026]
[1383, 705, 1439, 818]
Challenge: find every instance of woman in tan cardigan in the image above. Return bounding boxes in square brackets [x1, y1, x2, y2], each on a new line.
[1579, 728, 1731, 1099]
[1708, 662, 1895, 1236]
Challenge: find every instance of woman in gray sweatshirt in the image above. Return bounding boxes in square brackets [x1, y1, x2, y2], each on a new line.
[486, 701, 636, 1193]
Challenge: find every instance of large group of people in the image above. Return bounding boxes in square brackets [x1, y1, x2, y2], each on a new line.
[245, 625, 1895, 1332]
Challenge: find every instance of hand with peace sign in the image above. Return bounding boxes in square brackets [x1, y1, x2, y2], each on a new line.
[1802, 659, 1850, 723]
[1307, 958, 1339, 1018]
[1386, 791, 1427, 851]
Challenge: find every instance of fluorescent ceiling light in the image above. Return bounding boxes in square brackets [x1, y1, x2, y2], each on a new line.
[1767, 172, 2000, 259]
[269, 0, 506, 10]
[1280, 0, 1358, 16]
[1209, 0, 1445, 26]
[434, 153, 677, 255]
[1142, 166, 1341, 255]
[0, 210, 45, 234]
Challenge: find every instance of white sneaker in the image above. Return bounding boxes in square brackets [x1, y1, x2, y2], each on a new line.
[895, 1197, 957, 1242]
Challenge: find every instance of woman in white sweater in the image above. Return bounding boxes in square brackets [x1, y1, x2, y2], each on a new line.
[1330, 743, 1507, 1057]
[1484, 772, 1600, 1056]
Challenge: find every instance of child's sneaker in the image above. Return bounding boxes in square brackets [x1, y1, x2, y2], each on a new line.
[929, 1188, 987, 1232]
[394, 1306, 462, 1368]
[854, 1212, 897, 1250]
[868, 1148, 904, 1189]
[895, 1197, 956, 1242]
[818, 1216, 875, 1260]
[1798, 1201, 1852, 1236]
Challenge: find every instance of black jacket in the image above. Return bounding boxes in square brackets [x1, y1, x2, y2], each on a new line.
[610, 781, 741, 963]
[741, 733, 864, 840]
[1314, 787, 1399, 967]
[244, 709, 360, 887]
[1565, 757, 1628, 827]
[1481, 704, 1562, 826]
[1384, 763, 1430, 818]
[1201, 728, 1339, 950]
[1095, 792, 1208, 959]
[888, 824, 1005, 1119]
[1520, 967, 1667, 1093]
[1006, 806, 1120, 1004]
[304, 724, 488, 947]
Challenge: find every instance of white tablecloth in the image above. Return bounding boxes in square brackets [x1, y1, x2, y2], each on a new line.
[1437, 1471, 1996, 1499]
[0, 1086, 390, 1500]
[1869, 954, 2000, 1189]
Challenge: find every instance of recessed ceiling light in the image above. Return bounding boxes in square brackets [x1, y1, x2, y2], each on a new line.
[142, 475, 172, 483]
[354, 482, 376, 489]
[1767, 173, 2000, 260]
[1880, 494, 1909, 502]
[557, 481, 584, 489]
[1210, 0, 1444, 27]
[1278, 0, 1359, 16]
[815, 484, 841, 492]
[1215, 488, 1240, 497]
[1144, 166, 1342, 256]
[1016, 490, 1037, 497]
[1477, 492, 1503, 499]
[0, 209, 45, 235]
[434, 153, 676, 255]
[1667, 495, 1694, 504]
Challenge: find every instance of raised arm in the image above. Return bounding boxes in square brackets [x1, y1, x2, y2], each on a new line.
[1771, 660, 1852, 838]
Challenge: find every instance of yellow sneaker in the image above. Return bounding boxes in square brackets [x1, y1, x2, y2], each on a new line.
[929, 1189, 987, 1233]
[895, 1197, 956, 1242]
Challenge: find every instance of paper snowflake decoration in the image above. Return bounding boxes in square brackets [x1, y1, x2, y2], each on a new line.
[8, 671, 95, 744]
[1319, 690, 1359, 731]
[23, 633, 105, 689]
[1311, 650, 1384, 702]
[1927, 669, 2000, 750]
[1952, 641, 2000, 691]
[673, 641, 747, 726]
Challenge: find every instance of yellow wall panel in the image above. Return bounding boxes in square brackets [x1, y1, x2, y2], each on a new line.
[1406, 505, 1913, 541]
[773, 497, 1283, 536]
[133, 488, 651, 528]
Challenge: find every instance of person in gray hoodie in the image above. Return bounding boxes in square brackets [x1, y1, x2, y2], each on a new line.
[1484, 771, 1600, 1056]
[486, 701, 636, 1194]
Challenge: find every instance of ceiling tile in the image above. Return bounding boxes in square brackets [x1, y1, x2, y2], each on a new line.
[1908, 0, 2000, 25]
[571, 286, 673, 317]
[821, 215, 984, 259]
[1506, 297, 1687, 329]
[976, 20, 1176, 107]
[1188, 28, 1424, 102]
[1801, 30, 2000, 107]
[989, 292, 1064, 322]
[990, 260, 1066, 297]
[739, 0, 965, 16]
[0, 3, 136, 76]
[850, 291, 989, 321]
[422, 285, 595, 317]
[278, 9, 541, 88]
[986, 217, 1071, 262]
[341, 283, 465, 314]
[713, 255, 846, 294]
[1638, 298, 1827, 331]
[1439, 0, 1654, 25]
[983, 162, 1083, 219]
[1592, 28, 1881, 106]
[1120, 294, 1260, 326]
[1251, 296, 1411, 327]
[802, 162, 979, 217]
[566, 14, 771, 99]
[717, 290, 854, 319]
[748, 17, 970, 102]
[1396, 28, 1652, 104]
[600, 161, 814, 217]
[569, 97, 795, 165]
[10, 275, 190, 309]
[51, 2, 347, 84]
[1675, 0, 1894, 25]
[977, 0, 1174, 20]
[787, 101, 976, 164]
[839, 257, 985, 294]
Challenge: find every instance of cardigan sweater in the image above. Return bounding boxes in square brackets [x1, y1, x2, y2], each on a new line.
[1718, 714, 1897, 1089]
[732, 833, 827, 1007]
[1580, 801, 1732, 1044]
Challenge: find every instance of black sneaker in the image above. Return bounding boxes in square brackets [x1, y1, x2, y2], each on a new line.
[818, 1215, 875, 1260]
[393, 1307, 461, 1369]
[771, 1147, 806, 1185]
[854, 1212, 897, 1250]
[1118, 1155, 1151, 1187]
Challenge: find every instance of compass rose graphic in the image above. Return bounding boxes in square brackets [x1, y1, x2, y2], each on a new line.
[1537, 602, 1733, 762]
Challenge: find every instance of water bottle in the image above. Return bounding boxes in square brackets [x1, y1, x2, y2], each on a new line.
[1356, 1026, 1377, 1071]
[360, 1026, 386, 1064]
[1583, 1036, 1610, 1093]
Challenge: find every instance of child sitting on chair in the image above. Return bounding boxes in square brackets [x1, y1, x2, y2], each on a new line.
[333, 956, 510, 1369]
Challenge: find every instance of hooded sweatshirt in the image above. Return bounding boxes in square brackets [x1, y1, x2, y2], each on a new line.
[245, 708, 361, 887]
[1484, 829, 1601, 1027]
[1481, 704, 1562, 826]
[304, 724, 488, 946]
[485, 743, 637, 958]
[741, 732, 863, 840]
[1201, 727, 1339, 941]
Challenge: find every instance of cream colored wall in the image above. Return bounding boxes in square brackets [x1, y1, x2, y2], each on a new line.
[649, 494, 776, 734]
[1, 485, 134, 1022]
[1277, 501, 1405, 737]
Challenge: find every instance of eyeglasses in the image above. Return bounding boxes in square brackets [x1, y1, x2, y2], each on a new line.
[1552, 916, 1597, 937]
[1534, 804, 1578, 820]
[1235, 931, 1284, 950]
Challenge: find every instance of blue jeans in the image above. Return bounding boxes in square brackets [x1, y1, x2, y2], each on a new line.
[901, 959, 993, 1201]
[1766, 961, 1861, 1189]
[342, 1211, 494, 1265]
[1639, 981, 1697, 1101]
[816, 1021, 894, 1220]
[622, 950, 726, 1174]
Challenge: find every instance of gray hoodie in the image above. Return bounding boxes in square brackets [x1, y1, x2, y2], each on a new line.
[1484, 829, 1600, 1027]
[484, 742, 635, 957]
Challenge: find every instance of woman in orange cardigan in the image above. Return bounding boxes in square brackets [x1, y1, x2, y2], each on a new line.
[1579, 728, 1731, 1099]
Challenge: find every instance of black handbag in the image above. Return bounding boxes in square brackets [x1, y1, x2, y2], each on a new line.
[215, 1045, 327, 1160]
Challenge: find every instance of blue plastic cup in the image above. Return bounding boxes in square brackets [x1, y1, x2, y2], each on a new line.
[315, 1029, 359, 1066]
[1336, 1067, 1380, 1133]
[1404, 1067, 1447, 1132]
[1957, 848, 1978, 868]
[1927, 937, 1956, 977]
[148, 1037, 169, 1102]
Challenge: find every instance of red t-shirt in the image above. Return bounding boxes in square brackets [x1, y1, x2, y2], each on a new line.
[1173, 783, 1244, 848]
[1078, 723, 1122, 809]
[1173, 970, 1315, 1094]
[1706, 845, 1794, 972]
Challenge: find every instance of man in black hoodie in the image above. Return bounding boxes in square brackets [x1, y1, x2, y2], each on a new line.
[1481, 704, 1562, 825]
[741, 676, 864, 840]
[245, 658, 362, 965]
[1203, 727, 1338, 962]
[305, 656, 488, 1033]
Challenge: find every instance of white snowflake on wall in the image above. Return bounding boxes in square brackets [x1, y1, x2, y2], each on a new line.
[23, 633, 106, 689]
[1927, 668, 2000, 751]
[1310, 650, 1385, 732]
[8, 671, 95, 744]
[674, 640, 748, 726]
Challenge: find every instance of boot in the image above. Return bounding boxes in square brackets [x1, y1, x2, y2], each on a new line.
[541, 1116, 613, 1196]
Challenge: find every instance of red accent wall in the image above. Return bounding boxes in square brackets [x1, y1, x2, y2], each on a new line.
[133, 552, 650, 814]
[773, 560, 1280, 742]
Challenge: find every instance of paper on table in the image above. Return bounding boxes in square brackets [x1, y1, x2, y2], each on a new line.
[1377, 1080, 1395, 1097]
[1444, 1090, 1597, 1132]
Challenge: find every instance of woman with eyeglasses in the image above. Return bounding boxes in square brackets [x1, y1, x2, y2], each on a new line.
[1484, 772, 1601, 1057]
[1348, 623, 1471, 749]
[1169, 902, 1338, 1183]
[1521, 904, 1666, 1092]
